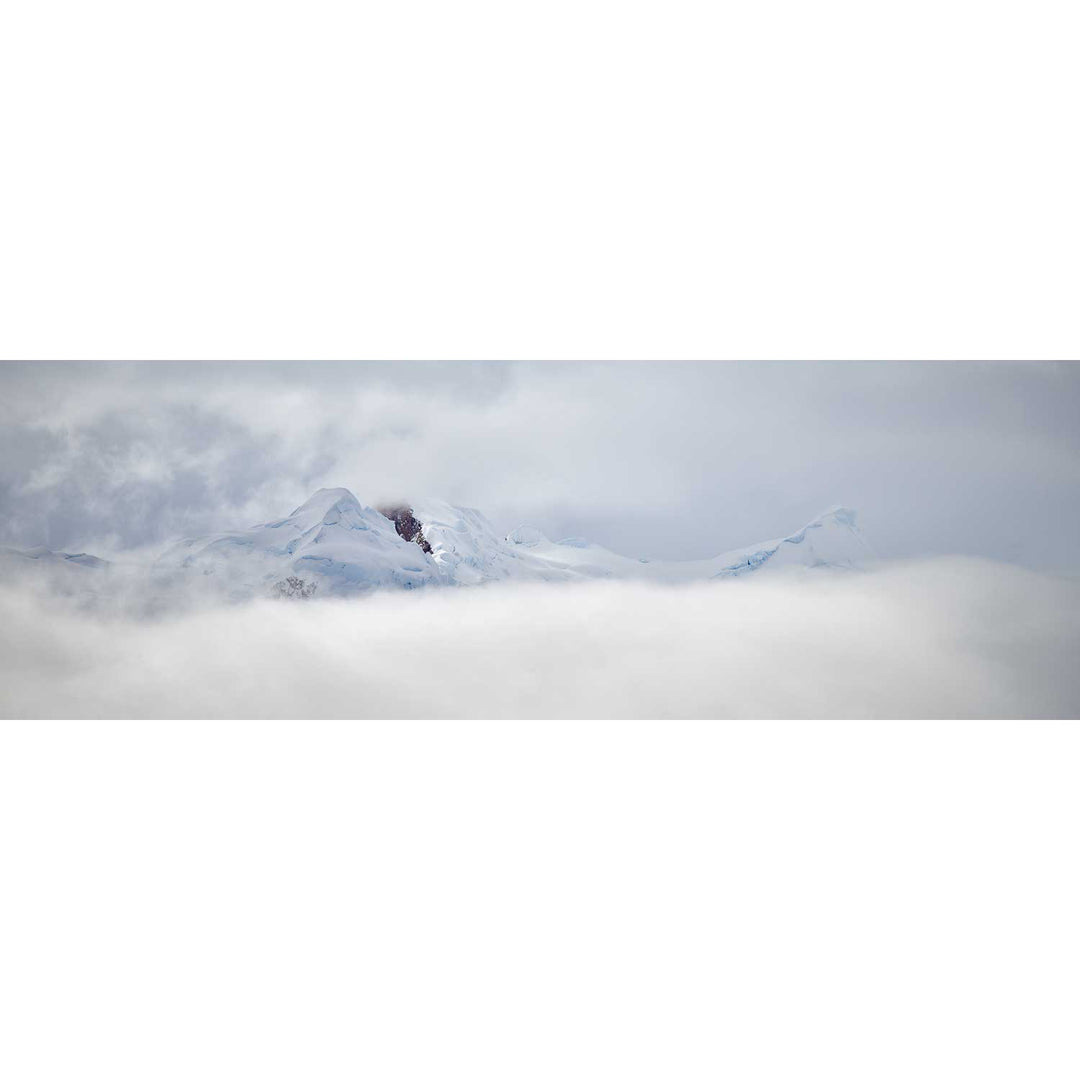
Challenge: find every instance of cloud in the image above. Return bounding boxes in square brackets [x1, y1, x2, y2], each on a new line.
[2, 558, 1077, 719]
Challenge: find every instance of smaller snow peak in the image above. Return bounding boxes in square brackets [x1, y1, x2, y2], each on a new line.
[814, 505, 858, 527]
[376, 504, 433, 555]
[555, 537, 591, 548]
[790, 505, 860, 536]
[507, 525, 546, 547]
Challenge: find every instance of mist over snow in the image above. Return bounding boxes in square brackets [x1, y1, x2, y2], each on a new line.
[2, 558, 1077, 720]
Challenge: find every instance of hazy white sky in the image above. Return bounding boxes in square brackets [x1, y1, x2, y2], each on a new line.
[1, 360, 1077, 571]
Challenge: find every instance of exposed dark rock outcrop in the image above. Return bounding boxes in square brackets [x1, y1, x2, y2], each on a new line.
[377, 505, 433, 555]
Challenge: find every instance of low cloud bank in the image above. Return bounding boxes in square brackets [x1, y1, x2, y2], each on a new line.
[1, 558, 1078, 719]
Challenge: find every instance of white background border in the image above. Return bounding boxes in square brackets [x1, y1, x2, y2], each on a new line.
[2, 3, 1078, 1076]
[2, 1, 1077, 360]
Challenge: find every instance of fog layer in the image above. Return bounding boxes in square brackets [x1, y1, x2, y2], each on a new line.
[2, 559, 1077, 719]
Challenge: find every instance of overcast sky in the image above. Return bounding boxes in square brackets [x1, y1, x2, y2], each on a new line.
[1, 360, 1077, 571]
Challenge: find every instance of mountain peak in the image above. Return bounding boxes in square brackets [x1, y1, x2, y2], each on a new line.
[291, 487, 363, 516]
[813, 505, 858, 528]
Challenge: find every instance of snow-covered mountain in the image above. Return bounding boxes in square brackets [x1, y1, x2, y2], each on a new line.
[4, 489, 873, 600]
[155, 488, 872, 597]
